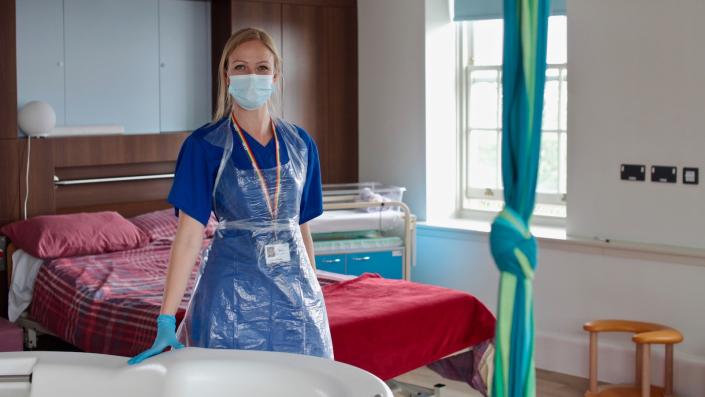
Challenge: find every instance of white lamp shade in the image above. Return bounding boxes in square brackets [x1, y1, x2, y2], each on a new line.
[18, 100, 56, 137]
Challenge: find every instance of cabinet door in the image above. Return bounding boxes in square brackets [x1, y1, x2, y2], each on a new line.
[64, 0, 160, 133]
[16, 0, 65, 126]
[315, 254, 345, 274]
[159, 0, 212, 132]
[282, 4, 329, 180]
[346, 251, 403, 280]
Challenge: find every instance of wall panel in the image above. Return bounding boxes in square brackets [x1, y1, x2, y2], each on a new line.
[282, 4, 329, 179]
[0, 0, 17, 139]
[18, 138, 55, 218]
[325, 6, 357, 183]
[0, 140, 20, 226]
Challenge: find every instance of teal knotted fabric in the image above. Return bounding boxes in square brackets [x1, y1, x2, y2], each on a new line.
[490, 0, 550, 396]
[490, 208, 537, 280]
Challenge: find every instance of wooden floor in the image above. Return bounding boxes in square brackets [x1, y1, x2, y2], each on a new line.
[393, 367, 589, 397]
[535, 369, 590, 397]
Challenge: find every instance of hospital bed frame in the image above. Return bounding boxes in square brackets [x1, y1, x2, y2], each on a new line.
[4, 242, 48, 349]
[388, 380, 447, 397]
[387, 345, 485, 397]
[322, 195, 476, 397]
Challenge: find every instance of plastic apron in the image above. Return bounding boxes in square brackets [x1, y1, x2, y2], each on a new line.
[177, 117, 333, 359]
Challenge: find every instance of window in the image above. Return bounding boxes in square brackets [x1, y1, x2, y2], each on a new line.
[458, 17, 567, 219]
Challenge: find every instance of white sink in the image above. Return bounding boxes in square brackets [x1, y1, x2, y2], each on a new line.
[0, 348, 392, 397]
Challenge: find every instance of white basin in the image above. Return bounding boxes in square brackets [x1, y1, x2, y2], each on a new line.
[0, 348, 392, 397]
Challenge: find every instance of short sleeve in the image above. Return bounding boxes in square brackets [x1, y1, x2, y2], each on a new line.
[167, 135, 216, 226]
[299, 132, 324, 225]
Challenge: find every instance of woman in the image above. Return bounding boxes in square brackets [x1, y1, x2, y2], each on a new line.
[128, 28, 333, 364]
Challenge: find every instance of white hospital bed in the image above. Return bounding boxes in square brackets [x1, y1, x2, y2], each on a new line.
[309, 183, 416, 280]
[308, 208, 404, 233]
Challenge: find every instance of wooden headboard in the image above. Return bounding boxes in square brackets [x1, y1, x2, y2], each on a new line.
[16, 132, 189, 220]
[1, 131, 190, 318]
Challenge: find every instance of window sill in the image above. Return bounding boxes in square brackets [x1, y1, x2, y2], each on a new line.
[418, 217, 705, 267]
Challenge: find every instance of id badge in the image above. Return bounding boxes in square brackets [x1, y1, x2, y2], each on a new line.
[265, 242, 291, 265]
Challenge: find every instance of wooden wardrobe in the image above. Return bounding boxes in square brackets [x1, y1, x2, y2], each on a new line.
[212, 0, 359, 184]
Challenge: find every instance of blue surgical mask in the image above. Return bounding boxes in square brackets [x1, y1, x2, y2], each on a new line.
[228, 74, 274, 110]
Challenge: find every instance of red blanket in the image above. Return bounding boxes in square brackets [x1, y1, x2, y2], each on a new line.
[30, 243, 495, 380]
[324, 274, 495, 380]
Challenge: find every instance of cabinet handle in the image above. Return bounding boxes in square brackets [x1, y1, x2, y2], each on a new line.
[321, 258, 341, 263]
[351, 256, 371, 261]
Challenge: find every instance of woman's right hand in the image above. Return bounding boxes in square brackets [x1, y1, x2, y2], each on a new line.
[128, 314, 184, 365]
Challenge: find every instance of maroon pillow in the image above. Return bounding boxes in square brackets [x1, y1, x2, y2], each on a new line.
[0, 211, 150, 259]
[129, 209, 218, 242]
[129, 209, 179, 242]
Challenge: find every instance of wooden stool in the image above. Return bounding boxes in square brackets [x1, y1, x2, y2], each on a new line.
[583, 320, 683, 397]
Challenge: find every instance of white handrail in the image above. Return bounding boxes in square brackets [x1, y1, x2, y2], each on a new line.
[53, 173, 174, 186]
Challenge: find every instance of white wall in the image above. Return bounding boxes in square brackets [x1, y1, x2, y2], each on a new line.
[425, 0, 458, 220]
[415, 227, 705, 397]
[358, 0, 427, 219]
[567, 0, 705, 249]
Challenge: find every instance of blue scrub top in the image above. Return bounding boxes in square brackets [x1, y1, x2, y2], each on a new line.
[168, 117, 324, 227]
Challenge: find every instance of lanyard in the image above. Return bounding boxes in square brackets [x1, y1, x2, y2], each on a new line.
[231, 112, 281, 220]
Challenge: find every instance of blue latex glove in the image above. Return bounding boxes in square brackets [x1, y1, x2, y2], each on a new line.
[128, 314, 184, 365]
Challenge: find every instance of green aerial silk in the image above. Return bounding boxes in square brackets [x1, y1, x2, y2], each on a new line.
[489, 0, 550, 396]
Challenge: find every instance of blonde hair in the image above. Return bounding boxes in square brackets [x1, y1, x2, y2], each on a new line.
[213, 28, 282, 121]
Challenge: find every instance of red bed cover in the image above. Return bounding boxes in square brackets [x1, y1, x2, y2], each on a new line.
[29, 243, 495, 380]
[324, 274, 495, 379]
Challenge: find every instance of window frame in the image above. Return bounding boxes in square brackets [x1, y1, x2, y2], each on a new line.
[456, 19, 568, 225]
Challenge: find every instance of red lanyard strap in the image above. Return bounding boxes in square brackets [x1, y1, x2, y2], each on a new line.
[231, 113, 281, 220]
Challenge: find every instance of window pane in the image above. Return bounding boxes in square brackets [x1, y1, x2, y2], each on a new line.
[472, 20, 503, 66]
[543, 79, 560, 131]
[469, 70, 499, 129]
[547, 16, 567, 64]
[534, 202, 567, 218]
[559, 132, 567, 193]
[537, 132, 559, 193]
[560, 71, 568, 130]
[467, 130, 498, 189]
[498, 77, 503, 128]
[466, 198, 504, 212]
